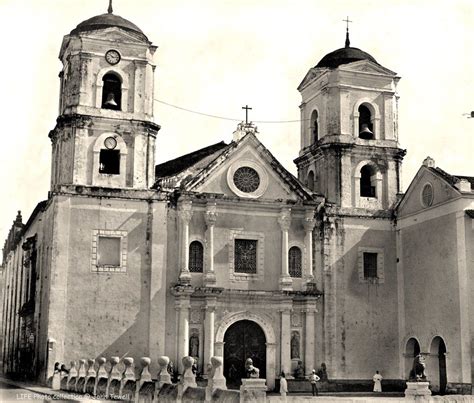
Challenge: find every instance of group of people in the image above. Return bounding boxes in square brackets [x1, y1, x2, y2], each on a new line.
[279, 369, 384, 397]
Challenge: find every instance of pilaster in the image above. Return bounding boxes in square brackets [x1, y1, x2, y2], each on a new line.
[178, 201, 193, 284]
[278, 208, 293, 291]
[204, 202, 218, 287]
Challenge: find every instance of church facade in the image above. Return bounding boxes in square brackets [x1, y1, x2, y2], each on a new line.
[1, 6, 473, 394]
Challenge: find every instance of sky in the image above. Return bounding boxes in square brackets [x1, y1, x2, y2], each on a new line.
[0, 0, 472, 258]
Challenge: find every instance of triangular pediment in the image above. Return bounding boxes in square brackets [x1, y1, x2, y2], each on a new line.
[183, 134, 315, 202]
[397, 166, 461, 217]
[80, 27, 148, 45]
[339, 60, 397, 76]
[297, 68, 328, 91]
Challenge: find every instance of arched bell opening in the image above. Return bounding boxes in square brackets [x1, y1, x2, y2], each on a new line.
[358, 104, 374, 139]
[101, 72, 122, 110]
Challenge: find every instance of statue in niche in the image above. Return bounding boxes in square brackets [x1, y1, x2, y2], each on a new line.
[291, 332, 300, 359]
[294, 360, 305, 379]
[317, 362, 328, 381]
[189, 334, 199, 358]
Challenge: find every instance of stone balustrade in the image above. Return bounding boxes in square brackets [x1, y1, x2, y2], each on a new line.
[54, 355, 246, 402]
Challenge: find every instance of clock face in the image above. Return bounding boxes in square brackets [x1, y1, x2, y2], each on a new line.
[105, 50, 121, 65]
[104, 136, 117, 150]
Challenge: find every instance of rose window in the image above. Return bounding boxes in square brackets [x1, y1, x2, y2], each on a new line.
[233, 167, 260, 193]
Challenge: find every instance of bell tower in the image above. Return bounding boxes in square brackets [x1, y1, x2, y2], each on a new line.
[294, 31, 405, 211]
[49, 3, 160, 190]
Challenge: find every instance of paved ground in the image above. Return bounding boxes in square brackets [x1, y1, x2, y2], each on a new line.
[1, 376, 473, 402]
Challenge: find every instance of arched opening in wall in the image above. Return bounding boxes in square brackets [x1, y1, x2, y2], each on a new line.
[310, 110, 319, 143]
[224, 320, 266, 389]
[102, 73, 122, 110]
[288, 246, 302, 278]
[358, 104, 374, 139]
[405, 338, 421, 379]
[360, 165, 377, 198]
[307, 171, 315, 191]
[429, 336, 447, 394]
[189, 241, 204, 273]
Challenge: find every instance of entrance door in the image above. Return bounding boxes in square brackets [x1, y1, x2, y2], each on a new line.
[224, 320, 266, 388]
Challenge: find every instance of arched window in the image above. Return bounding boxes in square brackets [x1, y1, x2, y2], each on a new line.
[102, 73, 122, 110]
[288, 246, 302, 278]
[307, 171, 315, 191]
[360, 165, 376, 198]
[310, 110, 319, 143]
[358, 104, 374, 139]
[189, 241, 204, 273]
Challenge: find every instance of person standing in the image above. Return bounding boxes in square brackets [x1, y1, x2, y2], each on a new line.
[280, 371, 288, 398]
[309, 369, 320, 396]
[373, 370, 383, 392]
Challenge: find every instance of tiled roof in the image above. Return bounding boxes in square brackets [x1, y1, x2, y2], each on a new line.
[155, 141, 229, 179]
[429, 167, 473, 192]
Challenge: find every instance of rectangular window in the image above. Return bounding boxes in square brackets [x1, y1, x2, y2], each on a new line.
[99, 149, 120, 175]
[98, 236, 121, 266]
[234, 239, 257, 274]
[363, 252, 378, 278]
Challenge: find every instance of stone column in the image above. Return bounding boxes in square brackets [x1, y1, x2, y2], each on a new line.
[175, 297, 190, 372]
[304, 303, 317, 375]
[204, 203, 218, 286]
[203, 298, 216, 375]
[303, 209, 316, 287]
[179, 201, 193, 284]
[280, 302, 292, 377]
[278, 208, 292, 291]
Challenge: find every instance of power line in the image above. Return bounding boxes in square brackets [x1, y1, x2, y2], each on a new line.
[154, 98, 309, 124]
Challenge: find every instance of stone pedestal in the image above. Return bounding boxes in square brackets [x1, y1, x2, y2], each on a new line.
[405, 382, 431, 399]
[240, 379, 266, 403]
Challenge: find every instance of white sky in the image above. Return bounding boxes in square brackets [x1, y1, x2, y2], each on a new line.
[0, 0, 473, 257]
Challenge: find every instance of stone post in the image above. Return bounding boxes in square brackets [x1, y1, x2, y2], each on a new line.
[206, 356, 227, 401]
[179, 201, 193, 284]
[67, 361, 78, 391]
[204, 298, 216, 376]
[137, 357, 152, 402]
[280, 303, 292, 378]
[175, 297, 191, 373]
[95, 357, 107, 396]
[106, 356, 121, 398]
[303, 209, 316, 286]
[204, 203, 218, 286]
[278, 208, 292, 291]
[179, 356, 197, 398]
[157, 356, 172, 389]
[304, 303, 317, 375]
[138, 357, 152, 385]
[119, 357, 135, 399]
[75, 359, 86, 392]
[84, 358, 96, 394]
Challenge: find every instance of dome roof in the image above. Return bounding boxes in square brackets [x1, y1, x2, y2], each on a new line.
[316, 46, 378, 69]
[70, 13, 148, 42]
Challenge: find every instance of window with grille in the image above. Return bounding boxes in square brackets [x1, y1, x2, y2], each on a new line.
[363, 252, 378, 278]
[234, 239, 257, 273]
[189, 241, 204, 273]
[289, 246, 302, 278]
[98, 236, 121, 266]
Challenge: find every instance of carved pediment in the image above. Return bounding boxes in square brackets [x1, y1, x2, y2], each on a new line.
[339, 60, 397, 76]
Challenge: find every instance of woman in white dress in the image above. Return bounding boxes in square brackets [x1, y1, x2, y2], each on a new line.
[373, 370, 383, 392]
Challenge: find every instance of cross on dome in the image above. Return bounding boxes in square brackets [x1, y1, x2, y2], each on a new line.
[342, 16, 352, 48]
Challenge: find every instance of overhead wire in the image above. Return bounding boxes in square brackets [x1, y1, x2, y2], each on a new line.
[154, 98, 310, 124]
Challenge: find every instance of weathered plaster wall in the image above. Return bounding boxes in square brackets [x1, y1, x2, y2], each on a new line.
[44, 193, 167, 371]
[401, 212, 466, 383]
[327, 217, 399, 379]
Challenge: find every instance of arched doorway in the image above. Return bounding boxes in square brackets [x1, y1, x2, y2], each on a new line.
[405, 338, 420, 378]
[224, 320, 266, 388]
[429, 336, 447, 394]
